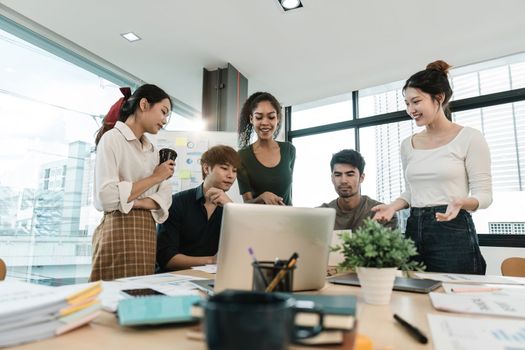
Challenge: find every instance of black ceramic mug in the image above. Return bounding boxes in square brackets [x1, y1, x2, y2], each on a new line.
[159, 148, 177, 164]
[201, 290, 324, 350]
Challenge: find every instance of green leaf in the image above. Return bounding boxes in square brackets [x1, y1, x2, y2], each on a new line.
[331, 218, 426, 272]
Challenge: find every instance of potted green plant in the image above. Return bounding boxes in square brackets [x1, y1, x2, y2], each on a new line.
[333, 218, 424, 304]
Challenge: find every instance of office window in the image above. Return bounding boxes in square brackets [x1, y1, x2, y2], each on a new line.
[291, 52, 525, 242]
[0, 28, 123, 282]
[0, 24, 200, 282]
[357, 52, 525, 118]
[358, 100, 525, 235]
[292, 129, 355, 207]
[291, 95, 353, 130]
[358, 81, 405, 118]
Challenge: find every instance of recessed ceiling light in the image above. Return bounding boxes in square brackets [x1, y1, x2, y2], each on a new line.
[280, 0, 302, 10]
[121, 32, 141, 42]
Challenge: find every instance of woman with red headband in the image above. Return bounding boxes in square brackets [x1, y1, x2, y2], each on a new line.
[90, 84, 174, 281]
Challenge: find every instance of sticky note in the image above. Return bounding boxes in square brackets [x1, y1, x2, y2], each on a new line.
[175, 137, 188, 147]
[179, 169, 191, 179]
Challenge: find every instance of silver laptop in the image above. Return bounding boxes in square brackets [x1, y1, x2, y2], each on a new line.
[214, 203, 336, 293]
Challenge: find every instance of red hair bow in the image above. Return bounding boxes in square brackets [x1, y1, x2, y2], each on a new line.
[103, 87, 132, 128]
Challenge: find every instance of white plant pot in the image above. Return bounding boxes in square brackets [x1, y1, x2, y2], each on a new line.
[356, 267, 398, 305]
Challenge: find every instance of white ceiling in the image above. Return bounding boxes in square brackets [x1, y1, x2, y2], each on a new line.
[1, 0, 525, 113]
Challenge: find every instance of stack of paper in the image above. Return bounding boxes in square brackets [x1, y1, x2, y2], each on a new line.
[0, 280, 102, 347]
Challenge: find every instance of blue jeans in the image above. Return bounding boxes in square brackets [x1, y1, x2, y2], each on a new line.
[405, 205, 486, 275]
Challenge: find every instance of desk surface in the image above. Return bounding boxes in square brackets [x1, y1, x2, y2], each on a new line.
[9, 270, 454, 350]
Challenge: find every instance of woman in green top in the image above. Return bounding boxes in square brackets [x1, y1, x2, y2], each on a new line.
[237, 92, 296, 205]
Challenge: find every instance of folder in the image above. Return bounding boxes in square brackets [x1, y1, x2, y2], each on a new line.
[117, 295, 202, 326]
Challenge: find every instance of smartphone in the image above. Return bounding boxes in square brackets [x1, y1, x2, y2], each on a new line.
[121, 288, 165, 297]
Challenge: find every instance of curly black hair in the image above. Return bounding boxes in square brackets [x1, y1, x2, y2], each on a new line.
[238, 92, 282, 148]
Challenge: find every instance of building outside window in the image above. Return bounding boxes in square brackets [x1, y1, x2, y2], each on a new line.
[0, 26, 201, 283]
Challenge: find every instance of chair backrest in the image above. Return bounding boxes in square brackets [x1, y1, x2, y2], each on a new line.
[0, 258, 6, 281]
[501, 257, 525, 277]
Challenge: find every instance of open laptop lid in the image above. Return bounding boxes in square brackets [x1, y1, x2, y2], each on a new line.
[214, 204, 336, 293]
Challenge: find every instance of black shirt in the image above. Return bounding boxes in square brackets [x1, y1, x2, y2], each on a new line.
[156, 184, 223, 271]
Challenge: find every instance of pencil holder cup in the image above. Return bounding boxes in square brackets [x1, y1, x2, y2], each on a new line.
[252, 261, 295, 292]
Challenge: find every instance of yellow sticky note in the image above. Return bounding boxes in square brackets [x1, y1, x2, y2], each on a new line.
[179, 169, 191, 179]
[175, 137, 188, 147]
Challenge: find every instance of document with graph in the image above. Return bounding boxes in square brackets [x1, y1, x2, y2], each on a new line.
[428, 314, 525, 350]
[429, 292, 525, 318]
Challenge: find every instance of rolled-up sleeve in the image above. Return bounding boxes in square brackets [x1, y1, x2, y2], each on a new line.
[148, 179, 172, 223]
[466, 130, 493, 210]
[95, 136, 134, 213]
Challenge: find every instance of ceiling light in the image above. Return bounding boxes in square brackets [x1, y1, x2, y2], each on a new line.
[121, 32, 141, 42]
[279, 0, 302, 10]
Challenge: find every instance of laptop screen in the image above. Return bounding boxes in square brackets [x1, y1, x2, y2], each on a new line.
[214, 203, 336, 293]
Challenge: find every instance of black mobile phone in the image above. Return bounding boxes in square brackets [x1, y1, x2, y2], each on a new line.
[121, 288, 165, 297]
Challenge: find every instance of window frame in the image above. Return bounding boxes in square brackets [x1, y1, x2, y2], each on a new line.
[288, 87, 525, 247]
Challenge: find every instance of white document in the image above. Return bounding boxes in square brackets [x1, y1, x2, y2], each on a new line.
[191, 264, 217, 274]
[442, 283, 525, 297]
[414, 272, 523, 285]
[428, 314, 525, 350]
[99, 273, 204, 312]
[429, 292, 525, 318]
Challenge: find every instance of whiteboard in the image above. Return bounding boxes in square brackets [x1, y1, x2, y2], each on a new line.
[151, 130, 242, 203]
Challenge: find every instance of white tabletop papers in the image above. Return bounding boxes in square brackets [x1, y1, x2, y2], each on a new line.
[100, 273, 204, 312]
[414, 272, 524, 285]
[190, 264, 217, 274]
[429, 292, 525, 318]
[428, 314, 525, 350]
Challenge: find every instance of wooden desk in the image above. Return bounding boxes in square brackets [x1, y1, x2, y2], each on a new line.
[9, 272, 448, 350]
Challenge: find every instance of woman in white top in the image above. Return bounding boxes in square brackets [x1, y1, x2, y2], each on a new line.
[372, 60, 492, 274]
[90, 84, 174, 281]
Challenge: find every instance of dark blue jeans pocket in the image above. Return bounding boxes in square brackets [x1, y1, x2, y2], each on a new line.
[405, 209, 486, 275]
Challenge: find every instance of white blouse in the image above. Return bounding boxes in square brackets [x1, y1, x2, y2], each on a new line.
[399, 126, 492, 209]
[94, 121, 172, 223]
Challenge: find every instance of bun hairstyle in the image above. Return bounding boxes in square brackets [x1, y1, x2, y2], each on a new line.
[426, 60, 452, 74]
[403, 60, 454, 120]
[95, 84, 172, 146]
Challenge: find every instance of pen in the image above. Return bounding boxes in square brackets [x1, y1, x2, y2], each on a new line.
[451, 287, 502, 293]
[265, 252, 299, 292]
[248, 247, 269, 288]
[393, 314, 428, 344]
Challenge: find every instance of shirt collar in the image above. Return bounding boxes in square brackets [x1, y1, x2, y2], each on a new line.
[114, 121, 153, 151]
[195, 183, 205, 202]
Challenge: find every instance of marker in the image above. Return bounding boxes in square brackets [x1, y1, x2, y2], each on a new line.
[265, 252, 298, 292]
[451, 287, 502, 293]
[393, 314, 428, 344]
[248, 247, 269, 288]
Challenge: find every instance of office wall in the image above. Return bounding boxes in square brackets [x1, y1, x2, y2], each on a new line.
[481, 247, 525, 276]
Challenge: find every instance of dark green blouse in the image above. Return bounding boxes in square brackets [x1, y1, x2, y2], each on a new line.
[237, 141, 296, 206]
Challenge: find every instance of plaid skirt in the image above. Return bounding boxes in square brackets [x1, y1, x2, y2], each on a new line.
[89, 209, 156, 281]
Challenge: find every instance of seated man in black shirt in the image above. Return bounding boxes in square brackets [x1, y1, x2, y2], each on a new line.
[156, 145, 241, 271]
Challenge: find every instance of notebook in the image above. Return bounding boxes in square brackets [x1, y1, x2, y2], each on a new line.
[328, 273, 441, 293]
[117, 295, 202, 326]
[274, 293, 357, 331]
